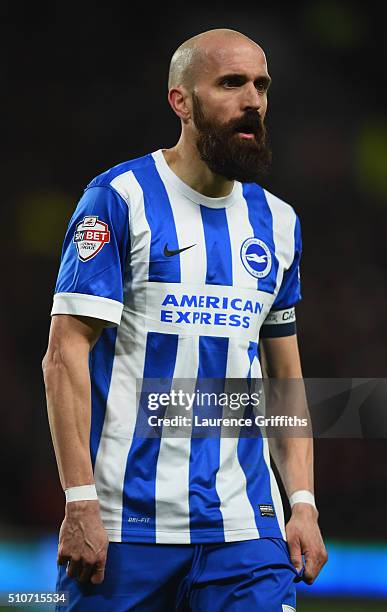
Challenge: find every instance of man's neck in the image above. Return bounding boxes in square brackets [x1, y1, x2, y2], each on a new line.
[162, 138, 234, 198]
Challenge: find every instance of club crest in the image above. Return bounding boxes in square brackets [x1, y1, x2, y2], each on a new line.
[240, 237, 272, 279]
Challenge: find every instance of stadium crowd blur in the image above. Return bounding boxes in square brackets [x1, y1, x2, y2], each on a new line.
[1, 1, 386, 542]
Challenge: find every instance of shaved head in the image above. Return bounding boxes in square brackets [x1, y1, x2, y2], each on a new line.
[168, 29, 264, 91]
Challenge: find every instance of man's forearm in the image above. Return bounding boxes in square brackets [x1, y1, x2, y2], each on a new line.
[267, 376, 315, 501]
[43, 344, 94, 490]
[43, 316, 109, 585]
[260, 326, 327, 582]
[269, 436, 314, 498]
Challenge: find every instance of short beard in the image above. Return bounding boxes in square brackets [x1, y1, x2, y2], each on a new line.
[191, 91, 272, 183]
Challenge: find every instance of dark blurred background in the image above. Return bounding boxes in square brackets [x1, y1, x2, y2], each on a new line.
[0, 0, 386, 608]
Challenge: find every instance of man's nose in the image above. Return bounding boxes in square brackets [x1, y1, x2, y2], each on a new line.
[241, 83, 262, 112]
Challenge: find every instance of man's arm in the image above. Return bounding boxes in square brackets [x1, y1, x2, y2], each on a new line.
[260, 334, 328, 584]
[42, 314, 108, 584]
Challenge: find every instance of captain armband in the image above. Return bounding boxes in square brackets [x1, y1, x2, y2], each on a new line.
[260, 307, 297, 338]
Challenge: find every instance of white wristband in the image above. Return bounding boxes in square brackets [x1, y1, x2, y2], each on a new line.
[289, 490, 316, 509]
[65, 484, 98, 503]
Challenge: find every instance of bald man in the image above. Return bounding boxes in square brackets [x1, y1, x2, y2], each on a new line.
[44, 28, 327, 611]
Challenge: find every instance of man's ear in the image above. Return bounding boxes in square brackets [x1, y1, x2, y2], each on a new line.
[168, 87, 191, 123]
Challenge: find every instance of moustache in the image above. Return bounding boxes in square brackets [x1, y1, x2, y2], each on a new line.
[227, 113, 265, 138]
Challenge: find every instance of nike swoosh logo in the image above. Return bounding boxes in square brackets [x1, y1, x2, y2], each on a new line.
[164, 243, 196, 257]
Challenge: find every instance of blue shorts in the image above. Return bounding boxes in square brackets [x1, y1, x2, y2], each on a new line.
[56, 537, 300, 611]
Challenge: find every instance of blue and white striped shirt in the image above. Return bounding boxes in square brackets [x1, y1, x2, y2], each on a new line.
[52, 149, 302, 544]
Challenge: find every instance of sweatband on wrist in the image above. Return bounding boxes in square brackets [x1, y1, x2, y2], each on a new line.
[289, 490, 316, 509]
[65, 484, 98, 503]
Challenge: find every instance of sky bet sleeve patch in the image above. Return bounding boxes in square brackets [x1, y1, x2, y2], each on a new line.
[73, 215, 110, 262]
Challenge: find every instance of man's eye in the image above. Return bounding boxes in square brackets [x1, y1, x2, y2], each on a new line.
[222, 78, 241, 87]
[255, 81, 267, 92]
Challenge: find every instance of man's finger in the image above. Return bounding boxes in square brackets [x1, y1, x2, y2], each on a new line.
[287, 539, 303, 572]
[78, 562, 94, 584]
[67, 559, 81, 579]
[303, 559, 318, 584]
[57, 553, 70, 566]
[90, 560, 106, 585]
[303, 553, 326, 584]
[303, 546, 328, 584]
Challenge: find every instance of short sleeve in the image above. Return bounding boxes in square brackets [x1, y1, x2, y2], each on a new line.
[260, 214, 302, 338]
[51, 185, 130, 326]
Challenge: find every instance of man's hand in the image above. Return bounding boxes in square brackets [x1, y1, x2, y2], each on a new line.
[57, 500, 109, 584]
[286, 503, 328, 584]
